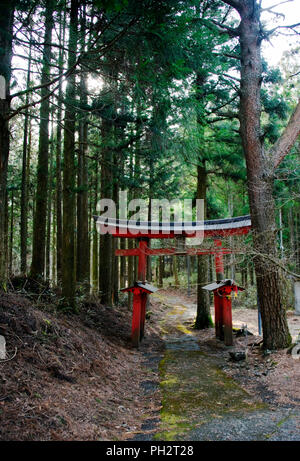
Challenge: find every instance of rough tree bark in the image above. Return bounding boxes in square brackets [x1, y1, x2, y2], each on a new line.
[194, 70, 212, 329]
[46, 113, 54, 280]
[9, 189, 14, 275]
[111, 151, 119, 304]
[195, 163, 212, 329]
[99, 117, 113, 305]
[92, 161, 99, 293]
[76, 5, 90, 287]
[61, 0, 79, 309]
[158, 254, 164, 287]
[0, 1, 15, 288]
[222, 0, 300, 348]
[55, 6, 66, 284]
[20, 32, 33, 275]
[30, 0, 54, 280]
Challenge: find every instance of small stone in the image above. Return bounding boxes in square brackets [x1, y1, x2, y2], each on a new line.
[0, 335, 6, 360]
[263, 349, 272, 356]
[229, 350, 247, 362]
[235, 327, 254, 337]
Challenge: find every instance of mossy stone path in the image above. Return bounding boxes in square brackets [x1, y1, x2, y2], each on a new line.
[149, 292, 299, 441]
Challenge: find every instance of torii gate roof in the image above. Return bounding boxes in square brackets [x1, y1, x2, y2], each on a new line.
[93, 214, 251, 238]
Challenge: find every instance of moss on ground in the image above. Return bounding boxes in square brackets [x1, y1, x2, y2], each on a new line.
[154, 294, 267, 441]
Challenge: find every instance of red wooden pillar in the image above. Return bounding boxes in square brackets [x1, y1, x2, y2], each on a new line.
[214, 239, 224, 281]
[222, 291, 233, 346]
[214, 240, 225, 342]
[137, 238, 148, 340]
[132, 288, 142, 347]
[140, 292, 147, 339]
[138, 238, 148, 281]
[214, 291, 224, 340]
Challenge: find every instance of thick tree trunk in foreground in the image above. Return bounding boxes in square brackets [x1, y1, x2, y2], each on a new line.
[239, 1, 290, 349]
[223, 0, 300, 348]
[0, 1, 14, 288]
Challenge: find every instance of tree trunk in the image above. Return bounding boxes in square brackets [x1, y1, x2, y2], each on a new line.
[229, 0, 291, 348]
[20, 33, 32, 275]
[76, 7, 90, 288]
[52, 184, 57, 283]
[296, 209, 300, 272]
[158, 255, 164, 288]
[195, 164, 212, 329]
[92, 161, 99, 293]
[61, 0, 78, 310]
[9, 189, 14, 275]
[111, 152, 119, 304]
[127, 238, 134, 307]
[173, 256, 179, 287]
[30, 0, 54, 280]
[46, 115, 54, 280]
[99, 118, 113, 305]
[0, 1, 14, 288]
[126, 151, 134, 307]
[56, 6, 66, 284]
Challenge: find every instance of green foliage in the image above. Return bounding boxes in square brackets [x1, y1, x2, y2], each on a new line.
[94, 0, 128, 13]
[4, 0, 300, 302]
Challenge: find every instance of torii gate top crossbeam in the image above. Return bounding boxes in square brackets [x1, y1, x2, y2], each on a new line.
[93, 215, 251, 238]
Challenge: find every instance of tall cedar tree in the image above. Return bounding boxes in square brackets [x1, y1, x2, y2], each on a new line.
[61, 0, 79, 309]
[0, 1, 15, 287]
[222, 0, 300, 349]
[30, 0, 54, 280]
[76, 5, 90, 287]
[20, 32, 33, 274]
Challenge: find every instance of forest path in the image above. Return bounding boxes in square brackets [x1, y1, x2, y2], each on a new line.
[137, 291, 300, 441]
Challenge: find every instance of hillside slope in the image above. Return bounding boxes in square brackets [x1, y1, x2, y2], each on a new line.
[0, 291, 162, 441]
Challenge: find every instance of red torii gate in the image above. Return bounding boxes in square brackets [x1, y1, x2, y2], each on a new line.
[94, 215, 251, 346]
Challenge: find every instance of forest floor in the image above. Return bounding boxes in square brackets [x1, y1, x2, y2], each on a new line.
[135, 288, 300, 441]
[0, 285, 299, 441]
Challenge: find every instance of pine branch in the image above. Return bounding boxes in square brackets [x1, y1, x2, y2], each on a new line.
[221, 0, 242, 12]
[260, 0, 294, 14]
[269, 99, 300, 169]
[210, 19, 240, 37]
[251, 250, 300, 280]
[266, 22, 300, 36]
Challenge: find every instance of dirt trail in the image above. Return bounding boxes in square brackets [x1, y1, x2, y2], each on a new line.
[134, 291, 300, 441]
